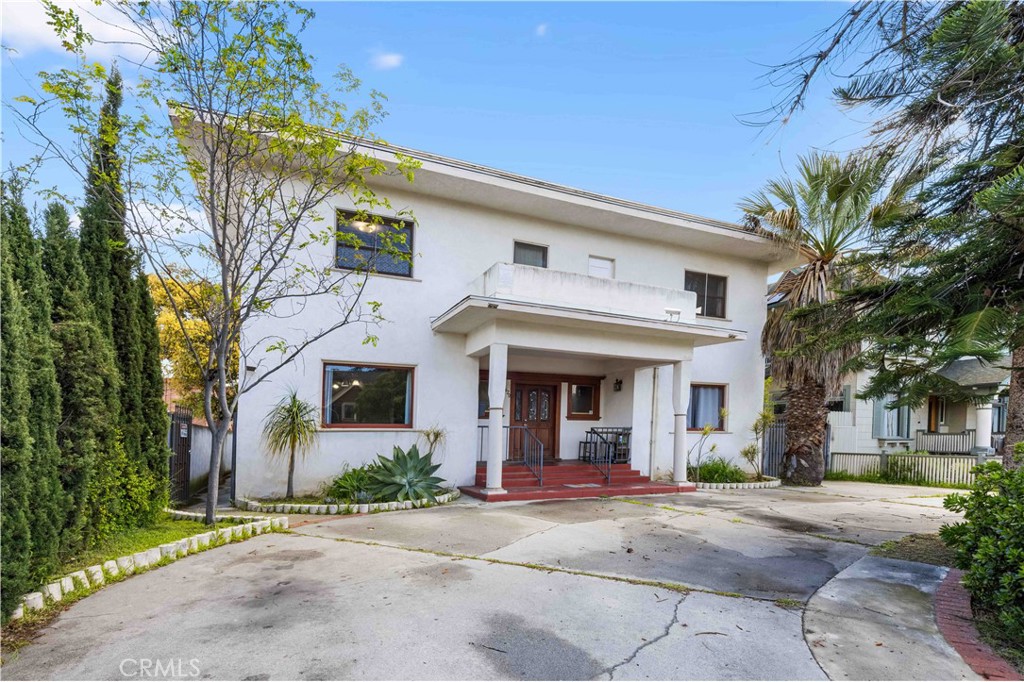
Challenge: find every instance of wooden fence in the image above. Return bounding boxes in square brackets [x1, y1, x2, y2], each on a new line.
[828, 451, 1000, 487]
[762, 419, 831, 478]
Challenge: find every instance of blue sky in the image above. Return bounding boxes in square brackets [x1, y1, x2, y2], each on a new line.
[2, 1, 871, 224]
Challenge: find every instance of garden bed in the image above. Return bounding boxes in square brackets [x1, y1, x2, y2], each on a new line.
[240, 489, 461, 515]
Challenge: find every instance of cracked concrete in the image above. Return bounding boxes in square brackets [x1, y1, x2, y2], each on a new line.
[3, 481, 968, 680]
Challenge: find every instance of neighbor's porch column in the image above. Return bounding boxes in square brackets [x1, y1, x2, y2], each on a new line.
[671, 360, 692, 484]
[486, 343, 508, 492]
[973, 402, 995, 455]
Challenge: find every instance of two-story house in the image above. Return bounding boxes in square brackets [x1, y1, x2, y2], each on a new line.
[232, 140, 791, 500]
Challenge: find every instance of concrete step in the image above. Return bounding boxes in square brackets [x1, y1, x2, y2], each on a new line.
[460, 481, 696, 502]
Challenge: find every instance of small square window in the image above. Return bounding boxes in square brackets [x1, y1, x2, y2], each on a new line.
[514, 242, 548, 268]
[567, 380, 601, 420]
[336, 210, 413, 277]
[688, 384, 726, 431]
[684, 271, 727, 319]
[588, 256, 615, 278]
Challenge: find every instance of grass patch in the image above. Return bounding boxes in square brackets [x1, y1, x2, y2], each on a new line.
[55, 513, 230, 577]
[824, 471, 969, 490]
[974, 607, 1024, 674]
[870, 533, 957, 567]
[775, 598, 802, 610]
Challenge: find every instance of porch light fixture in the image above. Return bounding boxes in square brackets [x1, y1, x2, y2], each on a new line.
[487, 303, 499, 309]
[665, 307, 681, 321]
[613, 379, 623, 392]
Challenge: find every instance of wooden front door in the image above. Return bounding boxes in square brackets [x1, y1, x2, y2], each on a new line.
[511, 383, 559, 460]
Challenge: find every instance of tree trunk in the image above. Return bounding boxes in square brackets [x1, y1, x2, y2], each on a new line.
[783, 383, 828, 486]
[287, 443, 296, 500]
[205, 423, 229, 525]
[1003, 345, 1024, 469]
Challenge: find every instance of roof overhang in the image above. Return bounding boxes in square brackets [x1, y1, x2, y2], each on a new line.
[431, 296, 746, 348]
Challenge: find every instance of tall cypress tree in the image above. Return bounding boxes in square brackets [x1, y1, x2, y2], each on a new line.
[78, 68, 169, 516]
[41, 203, 126, 546]
[1, 236, 35, 618]
[1, 179, 65, 580]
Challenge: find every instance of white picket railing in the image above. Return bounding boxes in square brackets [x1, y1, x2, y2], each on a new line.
[914, 430, 976, 454]
[828, 451, 1000, 487]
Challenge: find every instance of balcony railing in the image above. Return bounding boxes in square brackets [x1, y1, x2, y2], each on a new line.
[474, 262, 697, 322]
[915, 429, 976, 454]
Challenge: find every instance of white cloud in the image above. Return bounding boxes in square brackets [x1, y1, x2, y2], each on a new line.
[1, 0, 149, 63]
[369, 51, 404, 71]
[535, 23, 549, 38]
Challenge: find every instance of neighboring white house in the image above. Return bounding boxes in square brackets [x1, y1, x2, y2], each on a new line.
[231, 140, 792, 499]
[818, 358, 1010, 457]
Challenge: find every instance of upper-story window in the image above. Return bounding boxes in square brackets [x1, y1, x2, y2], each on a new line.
[588, 256, 615, 279]
[513, 241, 548, 268]
[336, 209, 414, 278]
[684, 271, 727, 319]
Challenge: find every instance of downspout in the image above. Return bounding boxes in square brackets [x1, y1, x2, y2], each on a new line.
[649, 367, 659, 480]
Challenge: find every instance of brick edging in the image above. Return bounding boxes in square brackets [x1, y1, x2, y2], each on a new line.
[935, 568, 1021, 681]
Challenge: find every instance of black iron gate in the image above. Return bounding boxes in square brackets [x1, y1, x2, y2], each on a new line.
[168, 406, 193, 503]
[762, 418, 831, 478]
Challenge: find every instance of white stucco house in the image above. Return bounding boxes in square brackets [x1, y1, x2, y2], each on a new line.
[230, 139, 792, 500]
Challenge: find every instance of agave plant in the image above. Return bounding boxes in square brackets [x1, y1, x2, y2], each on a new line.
[366, 445, 444, 503]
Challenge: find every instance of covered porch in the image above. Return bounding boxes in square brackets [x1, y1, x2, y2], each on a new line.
[431, 262, 746, 501]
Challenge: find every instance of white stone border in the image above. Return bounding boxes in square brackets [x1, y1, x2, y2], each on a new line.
[8, 510, 286, 621]
[695, 477, 781, 490]
[237, 489, 461, 515]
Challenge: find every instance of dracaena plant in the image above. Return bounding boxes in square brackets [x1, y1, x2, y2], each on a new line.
[366, 445, 444, 503]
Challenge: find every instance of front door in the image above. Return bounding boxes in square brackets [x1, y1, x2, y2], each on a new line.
[511, 383, 559, 460]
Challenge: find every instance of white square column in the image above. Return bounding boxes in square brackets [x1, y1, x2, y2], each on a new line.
[671, 360, 691, 484]
[486, 343, 508, 492]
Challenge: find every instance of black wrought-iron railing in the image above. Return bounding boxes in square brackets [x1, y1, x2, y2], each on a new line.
[476, 424, 544, 485]
[588, 430, 615, 485]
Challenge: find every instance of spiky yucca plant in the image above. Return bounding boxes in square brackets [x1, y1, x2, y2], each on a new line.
[262, 390, 319, 499]
[366, 445, 444, 503]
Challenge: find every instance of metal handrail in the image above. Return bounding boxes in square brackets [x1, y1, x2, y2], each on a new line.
[588, 430, 614, 485]
[476, 424, 544, 485]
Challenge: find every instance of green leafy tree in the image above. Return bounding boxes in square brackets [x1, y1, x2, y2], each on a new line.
[261, 390, 319, 500]
[77, 69, 168, 518]
[0, 236, 35, 618]
[756, 0, 1024, 466]
[40, 202, 146, 546]
[1, 178, 65, 582]
[12, 1, 418, 523]
[740, 153, 911, 485]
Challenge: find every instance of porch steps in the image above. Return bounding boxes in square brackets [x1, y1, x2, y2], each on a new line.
[461, 462, 696, 502]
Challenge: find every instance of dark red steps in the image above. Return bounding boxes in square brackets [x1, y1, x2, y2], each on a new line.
[461, 462, 696, 502]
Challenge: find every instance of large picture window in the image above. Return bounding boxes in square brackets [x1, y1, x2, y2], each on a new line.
[688, 384, 726, 431]
[336, 210, 413, 277]
[872, 396, 911, 440]
[323, 363, 413, 427]
[684, 271, 727, 319]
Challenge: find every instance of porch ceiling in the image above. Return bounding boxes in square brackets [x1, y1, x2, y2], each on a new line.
[431, 295, 746, 359]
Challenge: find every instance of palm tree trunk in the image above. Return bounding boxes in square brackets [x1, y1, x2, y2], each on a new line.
[784, 383, 828, 485]
[287, 442, 296, 499]
[1003, 345, 1024, 469]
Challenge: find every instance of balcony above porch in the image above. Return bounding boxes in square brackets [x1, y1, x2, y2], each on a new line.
[431, 263, 746, 354]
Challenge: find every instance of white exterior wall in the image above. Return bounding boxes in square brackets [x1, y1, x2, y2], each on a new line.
[236, 181, 774, 497]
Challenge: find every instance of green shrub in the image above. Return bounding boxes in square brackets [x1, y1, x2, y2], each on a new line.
[940, 449, 1024, 640]
[688, 456, 748, 484]
[325, 465, 377, 504]
[366, 445, 444, 503]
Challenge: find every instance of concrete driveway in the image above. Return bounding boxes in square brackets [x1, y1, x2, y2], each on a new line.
[3, 482, 974, 680]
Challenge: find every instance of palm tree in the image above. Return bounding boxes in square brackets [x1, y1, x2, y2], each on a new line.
[262, 389, 319, 499]
[740, 152, 907, 485]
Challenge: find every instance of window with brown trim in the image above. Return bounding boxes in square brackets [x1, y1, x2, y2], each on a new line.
[323, 363, 413, 427]
[567, 380, 601, 421]
[336, 209, 414, 277]
[688, 384, 725, 431]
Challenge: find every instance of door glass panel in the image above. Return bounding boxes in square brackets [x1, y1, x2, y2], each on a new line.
[528, 390, 537, 421]
[514, 389, 522, 422]
[540, 390, 550, 421]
